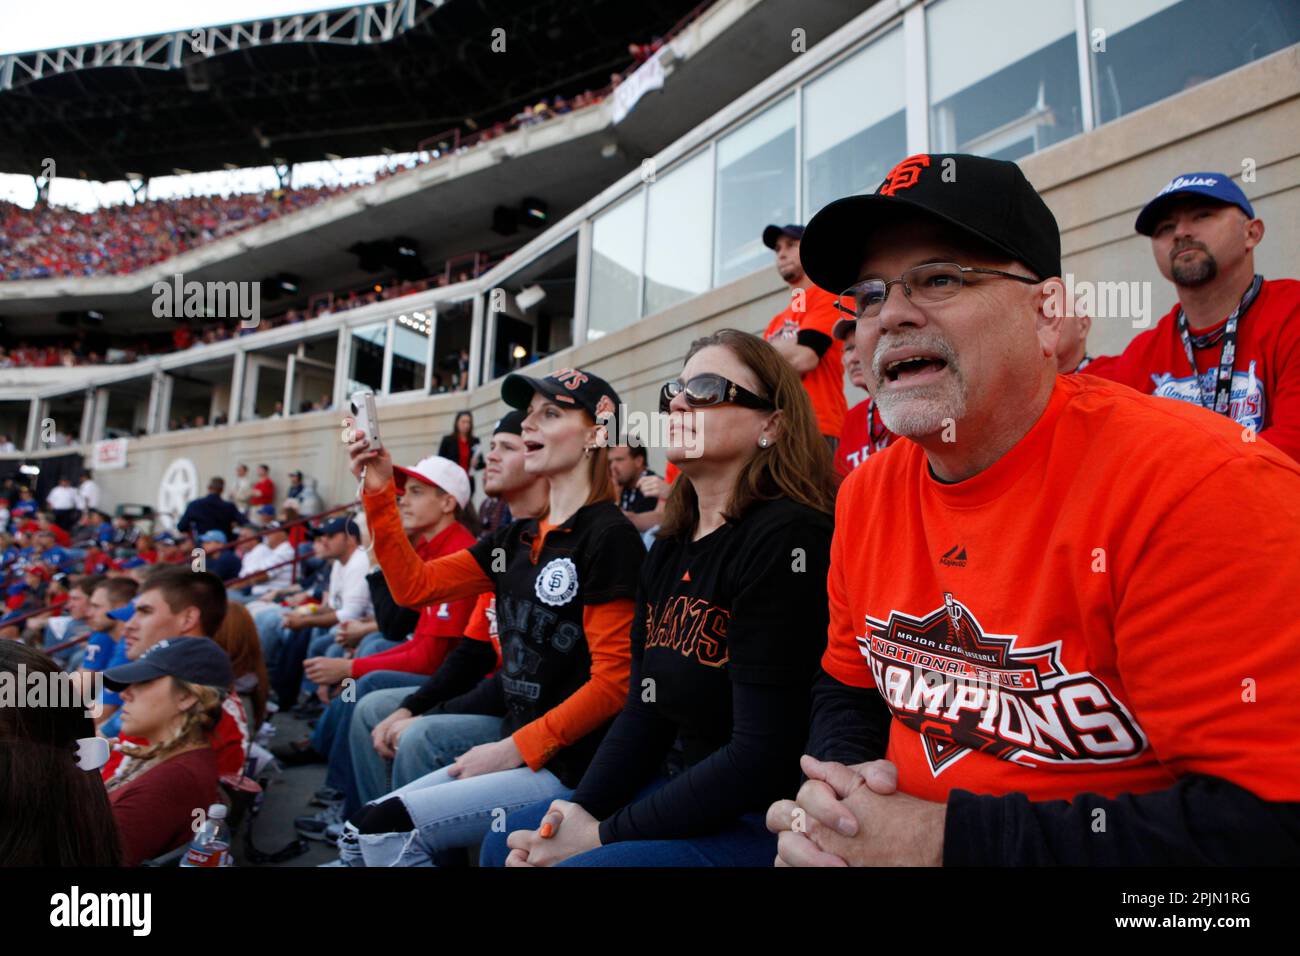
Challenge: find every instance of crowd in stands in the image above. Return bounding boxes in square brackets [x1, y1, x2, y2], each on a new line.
[5, 147, 1297, 870]
[0, 186, 360, 282]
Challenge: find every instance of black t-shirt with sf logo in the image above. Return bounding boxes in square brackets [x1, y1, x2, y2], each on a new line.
[460, 500, 643, 788]
[570, 497, 833, 843]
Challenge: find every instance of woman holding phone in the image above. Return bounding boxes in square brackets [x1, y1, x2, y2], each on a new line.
[340, 368, 643, 866]
[482, 329, 836, 867]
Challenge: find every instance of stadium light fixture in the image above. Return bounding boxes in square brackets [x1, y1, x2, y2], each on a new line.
[516, 285, 546, 311]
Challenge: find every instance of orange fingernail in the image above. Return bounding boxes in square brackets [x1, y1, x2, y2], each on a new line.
[539, 823, 554, 838]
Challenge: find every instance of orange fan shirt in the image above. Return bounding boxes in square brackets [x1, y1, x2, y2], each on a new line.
[822, 373, 1300, 805]
[764, 284, 846, 438]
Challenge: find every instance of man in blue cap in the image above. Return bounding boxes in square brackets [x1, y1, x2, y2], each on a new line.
[199, 529, 242, 582]
[1090, 171, 1299, 462]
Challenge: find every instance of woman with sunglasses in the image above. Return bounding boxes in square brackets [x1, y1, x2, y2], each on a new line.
[340, 368, 643, 866]
[483, 328, 836, 867]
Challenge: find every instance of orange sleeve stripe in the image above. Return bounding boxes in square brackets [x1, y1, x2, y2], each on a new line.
[362, 479, 493, 607]
[511, 597, 633, 770]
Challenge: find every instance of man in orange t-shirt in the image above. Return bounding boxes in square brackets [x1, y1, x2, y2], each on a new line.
[766, 153, 1300, 866]
[761, 224, 846, 450]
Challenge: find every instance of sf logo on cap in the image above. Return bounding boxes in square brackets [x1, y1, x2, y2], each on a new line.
[552, 369, 589, 391]
[879, 154, 931, 197]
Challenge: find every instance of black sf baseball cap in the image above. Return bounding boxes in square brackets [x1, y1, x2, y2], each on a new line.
[800, 153, 1062, 298]
[103, 637, 234, 691]
[501, 368, 622, 433]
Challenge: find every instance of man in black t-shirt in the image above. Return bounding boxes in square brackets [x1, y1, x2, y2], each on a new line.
[610, 444, 664, 535]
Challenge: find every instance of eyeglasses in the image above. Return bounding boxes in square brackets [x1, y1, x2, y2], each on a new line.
[834, 262, 1040, 320]
[659, 373, 775, 415]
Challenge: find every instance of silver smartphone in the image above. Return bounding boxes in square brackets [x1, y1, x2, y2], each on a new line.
[347, 390, 382, 451]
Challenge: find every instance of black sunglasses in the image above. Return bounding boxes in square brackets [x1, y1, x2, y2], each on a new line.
[660, 373, 776, 415]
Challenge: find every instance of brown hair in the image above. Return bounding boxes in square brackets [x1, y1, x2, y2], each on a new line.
[0, 642, 123, 865]
[76, 573, 107, 597]
[211, 602, 270, 727]
[105, 678, 225, 792]
[98, 576, 139, 607]
[140, 566, 228, 637]
[659, 329, 836, 538]
[583, 443, 617, 509]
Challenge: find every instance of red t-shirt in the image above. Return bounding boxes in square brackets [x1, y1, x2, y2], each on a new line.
[834, 397, 895, 477]
[109, 746, 219, 866]
[350, 521, 478, 678]
[764, 285, 847, 438]
[1087, 278, 1300, 463]
[464, 591, 501, 671]
[822, 374, 1300, 805]
[250, 478, 275, 507]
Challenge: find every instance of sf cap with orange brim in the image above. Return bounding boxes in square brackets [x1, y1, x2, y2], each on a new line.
[800, 154, 1062, 341]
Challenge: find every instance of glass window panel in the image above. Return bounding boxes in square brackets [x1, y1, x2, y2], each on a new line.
[1089, 0, 1300, 124]
[346, 321, 386, 395]
[803, 27, 906, 217]
[928, 0, 1082, 161]
[588, 191, 646, 341]
[714, 95, 796, 286]
[389, 314, 431, 393]
[644, 150, 713, 316]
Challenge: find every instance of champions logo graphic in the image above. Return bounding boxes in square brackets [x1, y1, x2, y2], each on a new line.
[857, 593, 1147, 776]
[1149, 360, 1264, 431]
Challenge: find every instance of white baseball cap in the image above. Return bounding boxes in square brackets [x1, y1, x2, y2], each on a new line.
[392, 455, 471, 508]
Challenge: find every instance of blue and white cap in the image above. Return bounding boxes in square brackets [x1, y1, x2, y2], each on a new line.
[1135, 172, 1255, 236]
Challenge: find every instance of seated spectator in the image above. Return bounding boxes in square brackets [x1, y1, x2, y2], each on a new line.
[609, 442, 665, 538]
[0, 641, 122, 866]
[258, 517, 372, 711]
[334, 367, 642, 866]
[102, 638, 233, 866]
[284, 457, 477, 831]
[199, 530, 242, 582]
[831, 321, 895, 477]
[764, 152, 1300, 866]
[1087, 171, 1298, 461]
[99, 567, 247, 782]
[485, 330, 835, 867]
[211, 602, 271, 731]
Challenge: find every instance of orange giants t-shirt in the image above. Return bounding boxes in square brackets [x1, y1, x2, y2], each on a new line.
[822, 373, 1300, 805]
[764, 284, 846, 438]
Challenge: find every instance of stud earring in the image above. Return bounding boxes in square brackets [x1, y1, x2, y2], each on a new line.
[759, 437, 769, 448]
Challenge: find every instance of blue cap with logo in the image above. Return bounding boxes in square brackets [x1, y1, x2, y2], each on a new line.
[154, 531, 178, 545]
[103, 636, 234, 692]
[1135, 172, 1255, 236]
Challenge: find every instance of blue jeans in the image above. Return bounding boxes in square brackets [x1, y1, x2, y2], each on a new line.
[478, 778, 778, 867]
[349, 687, 417, 806]
[356, 758, 572, 867]
[309, 670, 422, 817]
[356, 633, 403, 657]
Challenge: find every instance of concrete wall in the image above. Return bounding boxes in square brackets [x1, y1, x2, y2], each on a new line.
[33, 46, 1300, 523]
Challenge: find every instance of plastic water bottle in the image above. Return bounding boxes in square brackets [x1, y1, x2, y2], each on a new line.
[180, 803, 232, 867]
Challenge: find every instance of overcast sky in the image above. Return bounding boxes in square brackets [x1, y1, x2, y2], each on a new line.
[0, 0, 357, 55]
